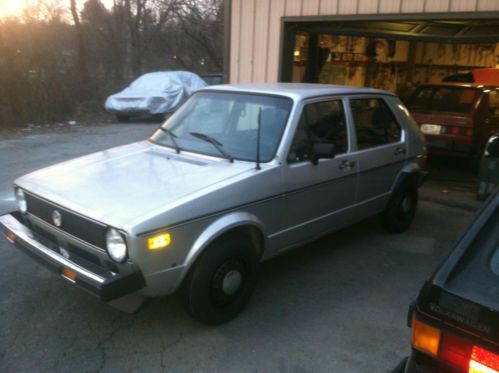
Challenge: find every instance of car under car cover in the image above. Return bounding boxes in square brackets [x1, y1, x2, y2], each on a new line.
[105, 71, 207, 115]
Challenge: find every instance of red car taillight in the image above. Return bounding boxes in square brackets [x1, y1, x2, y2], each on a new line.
[441, 126, 468, 136]
[470, 346, 499, 373]
[412, 315, 499, 373]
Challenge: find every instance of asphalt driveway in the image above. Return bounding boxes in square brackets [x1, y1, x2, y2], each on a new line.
[0, 122, 479, 373]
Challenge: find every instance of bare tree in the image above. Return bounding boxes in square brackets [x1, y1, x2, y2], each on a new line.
[175, 0, 224, 72]
[70, 0, 89, 95]
[0, 0, 226, 128]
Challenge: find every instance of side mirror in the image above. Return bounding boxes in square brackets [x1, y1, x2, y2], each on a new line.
[312, 143, 336, 165]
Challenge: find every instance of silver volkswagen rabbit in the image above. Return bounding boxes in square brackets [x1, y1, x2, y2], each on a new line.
[0, 84, 426, 324]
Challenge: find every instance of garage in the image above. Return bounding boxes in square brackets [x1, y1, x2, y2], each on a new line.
[280, 17, 499, 100]
[226, 0, 499, 199]
[227, 0, 499, 91]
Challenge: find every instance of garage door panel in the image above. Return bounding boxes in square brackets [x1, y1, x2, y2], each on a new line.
[424, 0, 450, 12]
[401, 0, 424, 13]
[450, 0, 478, 11]
[285, 0, 302, 16]
[319, 0, 339, 15]
[303, 0, 320, 16]
[338, 0, 358, 15]
[253, 0, 270, 83]
[478, 0, 499, 11]
[266, 0, 286, 83]
[379, 0, 401, 13]
[357, 1, 379, 14]
[239, 0, 255, 83]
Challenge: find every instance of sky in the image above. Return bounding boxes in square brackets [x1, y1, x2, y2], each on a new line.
[0, 0, 113, 20]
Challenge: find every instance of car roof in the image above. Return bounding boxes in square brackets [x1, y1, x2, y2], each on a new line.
[137, 71, 199, 79]
[199, 83, 397, 101]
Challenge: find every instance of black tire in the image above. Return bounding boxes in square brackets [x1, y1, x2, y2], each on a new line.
[470, 143, 486, 174]
[381, 182, 418, 233]
[116, 114, 130, 122]
[152, 114, 166, 122]
[181, 234, 259, 324]
[476, 181, 488, 201]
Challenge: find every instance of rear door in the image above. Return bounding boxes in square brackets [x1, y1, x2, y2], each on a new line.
[347, 96, 407, 219]
[276, 98, 358, 250]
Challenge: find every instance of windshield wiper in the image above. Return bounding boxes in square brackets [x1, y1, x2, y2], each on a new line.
[159, 127, 180, 153]
[189, 132, 234, 162]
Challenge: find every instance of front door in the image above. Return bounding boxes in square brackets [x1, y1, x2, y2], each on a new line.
[275, 98, 358, 250]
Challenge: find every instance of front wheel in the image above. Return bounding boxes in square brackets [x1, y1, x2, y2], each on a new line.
[381, 183, 418, 233]
[181, 234, 259, 324]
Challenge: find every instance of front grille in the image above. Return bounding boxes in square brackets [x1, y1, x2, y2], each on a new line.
[25, 192, 108, 250]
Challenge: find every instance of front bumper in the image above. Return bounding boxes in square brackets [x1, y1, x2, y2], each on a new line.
[0, 212, 146, 302]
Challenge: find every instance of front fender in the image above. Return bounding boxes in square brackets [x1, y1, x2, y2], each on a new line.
[179, 211, 265, 281]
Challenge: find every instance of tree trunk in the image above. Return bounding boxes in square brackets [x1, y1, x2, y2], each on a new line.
[70, 0, 89, 96]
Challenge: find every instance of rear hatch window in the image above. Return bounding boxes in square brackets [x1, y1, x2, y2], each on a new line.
[408, 86, 480, 114]
[444, 204, 499, 308]
[491, 234, 499, 275]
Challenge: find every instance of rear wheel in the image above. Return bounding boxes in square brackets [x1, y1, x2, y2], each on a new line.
[382, 182, 418, 233]
[181, 234, 259, 324]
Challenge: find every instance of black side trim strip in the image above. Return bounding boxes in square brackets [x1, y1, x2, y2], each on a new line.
[139, 158, 416, 236]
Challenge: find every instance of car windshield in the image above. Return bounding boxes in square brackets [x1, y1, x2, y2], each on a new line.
[130, 74, 172, 90]
[407, 86, 480, 114]
[150, 91, 292, 162]
[202, 75, 224, 85]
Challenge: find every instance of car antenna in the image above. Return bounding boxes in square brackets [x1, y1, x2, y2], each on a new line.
[256, 108, 262, 170]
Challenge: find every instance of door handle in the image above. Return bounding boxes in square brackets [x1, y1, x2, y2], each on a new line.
[394, 147, 407, 155]
[339, 160, 356, 171]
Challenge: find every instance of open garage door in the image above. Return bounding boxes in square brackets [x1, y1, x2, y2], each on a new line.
[280, 17, 499, 99]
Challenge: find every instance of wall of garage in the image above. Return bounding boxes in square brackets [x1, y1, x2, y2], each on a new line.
[228, 0, 499, 85]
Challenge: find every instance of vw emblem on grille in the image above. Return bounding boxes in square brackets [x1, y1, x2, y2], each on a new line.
[52, 210, 62, 227]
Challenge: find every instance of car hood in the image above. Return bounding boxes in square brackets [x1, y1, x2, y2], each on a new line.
[16, 141, 256, 228]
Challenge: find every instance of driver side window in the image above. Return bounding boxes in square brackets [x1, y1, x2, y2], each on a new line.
[287, 100, 348, 164]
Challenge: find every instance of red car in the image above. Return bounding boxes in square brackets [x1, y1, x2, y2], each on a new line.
[407, 83, 499, 159]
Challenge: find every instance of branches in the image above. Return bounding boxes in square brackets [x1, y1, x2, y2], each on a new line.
[0, 0, 225, 128]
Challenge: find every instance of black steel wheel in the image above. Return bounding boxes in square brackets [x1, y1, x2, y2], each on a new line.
[181, 234, 259, 324]
[381, 182, 418, 233]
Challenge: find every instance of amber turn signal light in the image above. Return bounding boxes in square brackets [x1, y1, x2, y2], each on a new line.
[411, 315, 441, 356]
[62, 267, 77, 282]
[6, 231, 15, 243]
[148, 233, 171, 250]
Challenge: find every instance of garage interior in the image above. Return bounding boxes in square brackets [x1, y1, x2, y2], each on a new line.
[281, 18, 499, 100]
